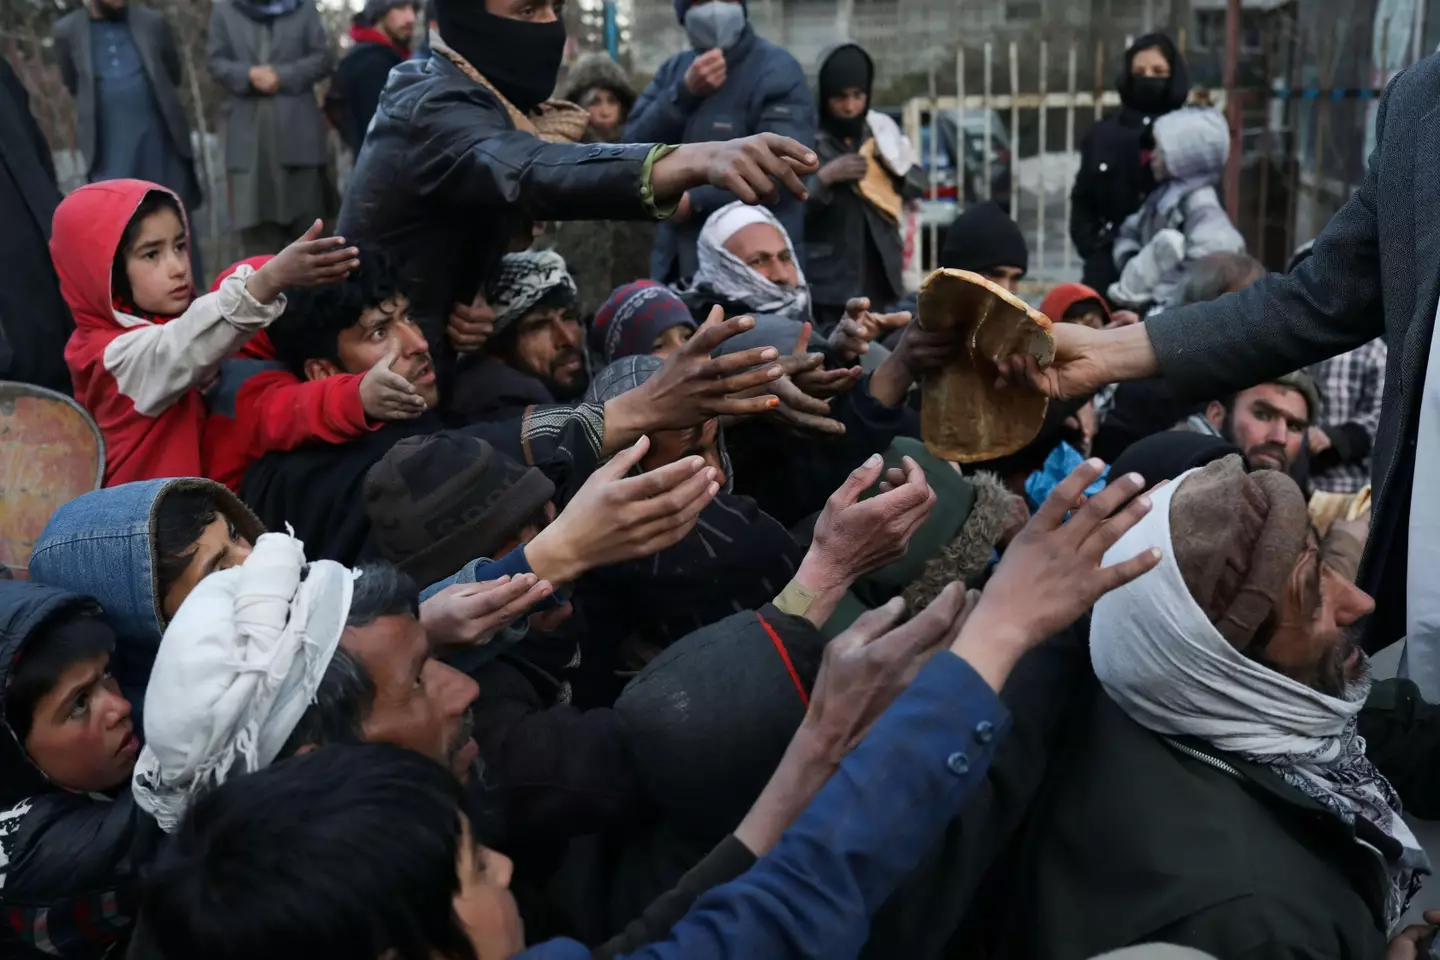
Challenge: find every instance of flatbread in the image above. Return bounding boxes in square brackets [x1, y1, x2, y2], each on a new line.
[917, 269, 1054, 463]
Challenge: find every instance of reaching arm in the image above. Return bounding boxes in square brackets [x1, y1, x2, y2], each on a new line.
[101, 267, 284, 418]
[679, 62, 816, 224]
[417, 86, 658, 220]
[624, 56, 700, 145]
[273, 4, 334, 94]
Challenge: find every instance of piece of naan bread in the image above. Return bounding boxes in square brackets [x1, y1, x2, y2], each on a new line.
[918, 269, 1054, 463]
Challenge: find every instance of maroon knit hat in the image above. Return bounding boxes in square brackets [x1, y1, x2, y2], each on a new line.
[590, 281, 697, 364]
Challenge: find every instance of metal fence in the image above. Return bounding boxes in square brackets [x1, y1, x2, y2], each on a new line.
[900, 36, 1230, 294]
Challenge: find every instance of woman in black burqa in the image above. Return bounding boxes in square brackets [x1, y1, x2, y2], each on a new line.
[1069, 33, 1190, 298]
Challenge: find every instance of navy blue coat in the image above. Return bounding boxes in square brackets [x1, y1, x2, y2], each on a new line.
[625, 25, 814, 283]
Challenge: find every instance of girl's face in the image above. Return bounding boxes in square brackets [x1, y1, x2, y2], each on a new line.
[586, 88, 623, 135]
[124, 207, 193, 316]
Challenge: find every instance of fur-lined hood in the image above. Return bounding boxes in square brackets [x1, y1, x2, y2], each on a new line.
[560, 53, 637, 113]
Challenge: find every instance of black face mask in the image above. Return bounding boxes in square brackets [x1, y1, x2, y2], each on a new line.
[437, 3, 566, 114]
[1126, 76, 1172, 115]
[822, 109, 867, 144]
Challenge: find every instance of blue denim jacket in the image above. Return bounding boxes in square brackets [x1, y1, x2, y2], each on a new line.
[517, 651, 1010, 959]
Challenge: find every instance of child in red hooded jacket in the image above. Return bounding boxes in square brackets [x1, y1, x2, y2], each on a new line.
[52, 180, 359, 486]
[202, 256, 426, 490]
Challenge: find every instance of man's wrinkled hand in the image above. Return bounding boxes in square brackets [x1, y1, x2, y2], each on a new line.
[959, 461, 1160, 654]
[616, 308, 784, 431]
[803, 452, 936, 590]
[419, 575, 554, 648]
[525, 435, 720, 580]
[802, 583, 976, 760]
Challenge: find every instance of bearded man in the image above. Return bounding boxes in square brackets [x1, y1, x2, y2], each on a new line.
[988, 456, 1429, 959]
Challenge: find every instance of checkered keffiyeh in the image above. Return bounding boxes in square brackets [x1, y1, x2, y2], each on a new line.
[1307, 340, 1387, 494]
[490, 251, 578, 335]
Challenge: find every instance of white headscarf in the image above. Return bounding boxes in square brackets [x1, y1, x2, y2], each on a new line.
[132, 531, 353, 832]
[694, 201, 810, 321]
[1092, 472, 1428, 928]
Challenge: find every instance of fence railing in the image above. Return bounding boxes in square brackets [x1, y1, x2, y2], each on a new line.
[901, 39, 1233, 291]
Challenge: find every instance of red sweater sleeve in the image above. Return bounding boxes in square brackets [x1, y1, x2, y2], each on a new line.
[236, 369, 376, 456]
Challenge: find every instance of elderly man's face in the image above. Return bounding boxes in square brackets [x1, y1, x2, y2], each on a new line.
[341, 613, 481, 779]
[1207, 384, 1309, 473]
[724, 223, 799, 288]
[1243, 530, 1375, 697]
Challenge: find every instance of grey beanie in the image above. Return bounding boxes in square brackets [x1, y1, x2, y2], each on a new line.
[358, 0, 414, 26]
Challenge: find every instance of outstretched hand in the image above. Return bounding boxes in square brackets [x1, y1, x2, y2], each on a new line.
[652, 133, 819, 207]
[359, 339, 427, 421]
[246, 220, 360, 304]
[952, 460, 1161, 690]
[609, 308, 785, 438]
[996, 320, 1157, 400]
[801, 582, 976, 761]
[727, 323, 847, 435]
[802, 452, 936, 592]
[793, 321, 863, 399]
[524, 435, 720, 582]
[420, 575, 555, 649]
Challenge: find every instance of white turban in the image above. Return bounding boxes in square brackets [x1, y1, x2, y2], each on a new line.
[132, 531, 353, 832]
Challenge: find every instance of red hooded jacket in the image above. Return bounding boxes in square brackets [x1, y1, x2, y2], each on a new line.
[201, 257, 377, 491]
[53, 180, 284, 486]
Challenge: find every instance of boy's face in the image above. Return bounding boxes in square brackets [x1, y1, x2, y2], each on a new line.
[124, 207, 193, 316]
[162, 512, 256, 618]
[826, 86, 868, 121]
[652, 324, 693, 359]
[308, 295, 441, 410]
[586, 88, 623, 134]
[982, 265, 1025, 294]
[25, 650, 138, 792]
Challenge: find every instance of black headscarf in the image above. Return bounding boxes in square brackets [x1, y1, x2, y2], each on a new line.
[1109, 431, 1243, 486]
[818, 43, 873, 144]
[1116, 33, 1190, 117]
[939, 200, 1028, 275]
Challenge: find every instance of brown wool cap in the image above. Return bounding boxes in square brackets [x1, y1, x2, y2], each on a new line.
[1169, 455, 1311, 651]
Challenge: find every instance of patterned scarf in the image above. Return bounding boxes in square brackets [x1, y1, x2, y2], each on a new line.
[1092, 475, 1430, 930]
[693, 201, 810, 322]
[489, 250, 578, 336]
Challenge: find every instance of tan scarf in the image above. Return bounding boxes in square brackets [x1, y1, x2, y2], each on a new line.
[431, 31, 590, 145]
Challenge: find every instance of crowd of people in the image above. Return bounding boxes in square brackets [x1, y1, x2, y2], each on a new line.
[0, 0, 1430, 958]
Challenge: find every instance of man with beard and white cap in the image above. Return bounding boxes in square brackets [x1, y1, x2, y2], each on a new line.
[133, 531, 483, 833]
[989, 455, 1431, 959]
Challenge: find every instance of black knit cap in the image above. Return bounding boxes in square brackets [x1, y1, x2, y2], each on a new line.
[939, 200, 1028, 276]
[363, 432, 556, 587]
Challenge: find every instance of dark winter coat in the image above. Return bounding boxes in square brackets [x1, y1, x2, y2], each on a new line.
[0, 581, 162, 959]
[803, 45, 926, 314]
[337, 54, 662, 395]
[989, 677, 1390, 959]
[625, 25, 814, 283]
[0, 60, 72, 393]
[330, 31, 406, 153]
[549, 55, 656, 320]
[1070, 33, 1189, 294]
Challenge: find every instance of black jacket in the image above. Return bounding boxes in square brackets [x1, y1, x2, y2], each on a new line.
[803, 125, 925, 312]
[1070, 34, 1189, 295]
[336, 55, 660, 383]
[990, 678, 1390, 959]
[0, 60, 72, 394]
[330, 38, 404, 153]
[0, 581, 162, 959]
